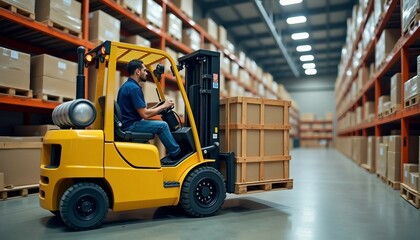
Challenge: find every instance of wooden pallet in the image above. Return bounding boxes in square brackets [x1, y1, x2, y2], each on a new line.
[404, 12, 420, 35]
[383, 108, 391, 117]
[389, 104, 401, 114]
[386, 179, 400, 190]
[0, 85, 32, 97]
[41, 20, 82, 38]
[404, 94, 420, 109]
[400, 183, 420, 209]
[0, 184, 39, 200]
[34, 93, 73, 102]
[235, 179, 293, 194]
[361, 163, 374, 173]
[0, 1, 35, 19]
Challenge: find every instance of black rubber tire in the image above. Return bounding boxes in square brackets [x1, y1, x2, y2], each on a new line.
[60, 182, 109, 231]
[180, 166, 226, 217]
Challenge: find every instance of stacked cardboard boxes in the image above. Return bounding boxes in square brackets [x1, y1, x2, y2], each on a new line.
[167, 13, 182, 41]
[172, 0, 193, 18]
[89, 10, 121, 44]
[0, 46, 30, 90]
[122, 35, 151, 47]
[30, 54, 77, 98]
[387, 136, 401, 182]
[375, 29, 400, 70]
[403, 163, 418, 190]
[0, 137, 43, 187]
[35, 0, 82, 35]
[390, 73, 401, 112]
[121, 0, 143, 16]
[143, 0, 162, 28]
[199, 18, 218, 40]
[182, 28, 200, 50]
[366, 136, 376, 172]
[402, 0, 420, 33]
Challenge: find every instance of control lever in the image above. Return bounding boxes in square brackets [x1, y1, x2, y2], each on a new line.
[202, 142, 219, 155]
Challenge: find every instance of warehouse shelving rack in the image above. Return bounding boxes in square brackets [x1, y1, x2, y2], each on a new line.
[336, 0, 420, 179]
[0, 0, 298, 125]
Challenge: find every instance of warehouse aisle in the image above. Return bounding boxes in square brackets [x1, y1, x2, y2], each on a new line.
[0, 148, 419, 240]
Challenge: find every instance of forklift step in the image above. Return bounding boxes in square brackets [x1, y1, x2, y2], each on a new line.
[164, 181, 180, 188]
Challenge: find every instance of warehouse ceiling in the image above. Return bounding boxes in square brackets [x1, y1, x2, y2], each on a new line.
[196, 0, 357, 81]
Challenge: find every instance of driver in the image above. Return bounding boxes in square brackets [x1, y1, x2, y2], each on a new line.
[117, 59, 182, 160]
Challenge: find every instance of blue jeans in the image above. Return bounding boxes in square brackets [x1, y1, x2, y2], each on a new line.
[127, 120, 180, 156]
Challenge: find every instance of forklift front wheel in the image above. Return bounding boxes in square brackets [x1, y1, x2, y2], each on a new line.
[181, 166, 226, 217]
[60, 182, 109, 231]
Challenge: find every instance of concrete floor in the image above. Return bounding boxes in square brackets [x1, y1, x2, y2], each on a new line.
[1, 148, 419, 240]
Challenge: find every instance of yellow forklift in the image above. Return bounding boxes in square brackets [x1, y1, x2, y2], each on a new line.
[39, 41, 235, 230]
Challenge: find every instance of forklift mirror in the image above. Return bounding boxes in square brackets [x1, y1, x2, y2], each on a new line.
[153, 64, 164, 81]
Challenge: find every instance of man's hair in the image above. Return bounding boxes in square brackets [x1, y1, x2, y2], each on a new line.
[127, 59, 144, 75]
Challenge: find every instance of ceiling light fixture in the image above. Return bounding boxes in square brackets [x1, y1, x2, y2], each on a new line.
[305, 69, 317, 75]
[302, 63, 316, 69]
[286, 16, 307, 24]
[296, 45, 312, 52]
[280, 0, 303, 6]
[291, 32, 309, 40]
[300, 55, 314, 61]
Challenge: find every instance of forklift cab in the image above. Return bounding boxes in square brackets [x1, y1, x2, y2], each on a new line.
[39, 41, 235, 231]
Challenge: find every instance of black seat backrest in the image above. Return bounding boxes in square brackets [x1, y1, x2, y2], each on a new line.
[98, 96, 154, 143]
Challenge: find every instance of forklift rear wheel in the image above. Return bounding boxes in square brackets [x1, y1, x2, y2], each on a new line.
[181, 166, 226, 217]
[60, 182, 109, 231]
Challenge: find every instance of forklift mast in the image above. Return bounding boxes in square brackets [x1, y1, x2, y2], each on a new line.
[179, 50, 220, 160]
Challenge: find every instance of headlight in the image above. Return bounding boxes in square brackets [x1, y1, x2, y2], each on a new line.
[52, 99, 96, 128]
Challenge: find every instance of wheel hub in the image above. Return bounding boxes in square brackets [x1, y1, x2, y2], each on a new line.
[196, 180, 216, 206]
[76, 197, 96, 217]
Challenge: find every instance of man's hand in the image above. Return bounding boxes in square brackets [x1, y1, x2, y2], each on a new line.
[163, 99, 175, 109]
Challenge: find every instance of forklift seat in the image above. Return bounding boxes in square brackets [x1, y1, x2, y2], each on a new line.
[98, 96, 154, 143]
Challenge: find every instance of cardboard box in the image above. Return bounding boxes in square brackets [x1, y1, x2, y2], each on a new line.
[2, 0, 35, 14]
[409, 172, 418, 190]
[0, 46, 30, 90]
[403, 163, 418, 185]
[121, 0, 143, 15]
[375, 137, 383, 174]
[182, 28, 201, 50]
[31, 54, 77, 81]
[218, 25, 227, 47]
[377, 143, 388, 177]
[35, 0, 82, 33]
[390, 73, 401, 108]
[167, 13, 182, 41]
[0, 172, 4, 191]
[387, 151, 401, 182]
[143, 0, 162, 28]
[31, 75, 76, 98]
[375, 28, 400, 69]
[402, 0, 420, 32]
[89, 10, 120, 43]
[367, 136, 376, 170]
[88, 68, 121, 101]
[388, 135, 401, 152]
[364, 101, 375, 121]
[199, 18, 218, 40]
[0, 137, 42, 187]
[172, 0, 192, 18]
[122, 35, 151, 47]
[378, 95, 390, 114]
[14, 124, 59, 136]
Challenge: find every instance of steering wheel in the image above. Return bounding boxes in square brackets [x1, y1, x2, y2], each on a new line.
[156, 101, 174, 114]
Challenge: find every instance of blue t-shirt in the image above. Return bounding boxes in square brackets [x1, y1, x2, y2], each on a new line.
[117, 78, 146, 130]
